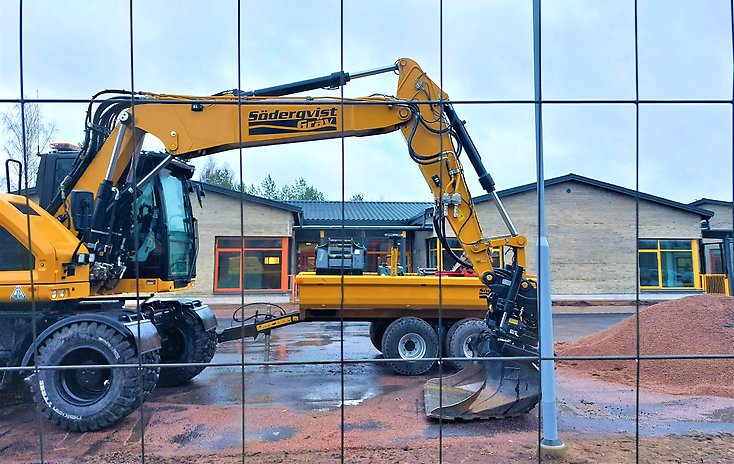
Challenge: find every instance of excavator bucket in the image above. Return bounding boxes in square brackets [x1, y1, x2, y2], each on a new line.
[423, 352, 539, 420]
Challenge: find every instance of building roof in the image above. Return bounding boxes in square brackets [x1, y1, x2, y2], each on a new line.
[196, 182, 302, 213]
[689, 198, 733, 208]
[473, 173, 715, 218]
[285, 201, 433, 227]
[197, 183, 431, 228]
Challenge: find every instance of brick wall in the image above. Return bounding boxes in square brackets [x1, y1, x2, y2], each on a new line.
[475, 180, 703, 294]
[183, 192, 294, 295]
[700, 203, 733, 230]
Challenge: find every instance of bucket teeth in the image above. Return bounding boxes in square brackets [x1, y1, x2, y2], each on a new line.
[423, 357, 539, 420]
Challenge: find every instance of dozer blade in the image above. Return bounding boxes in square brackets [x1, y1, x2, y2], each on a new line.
[423, 355, 539, 420]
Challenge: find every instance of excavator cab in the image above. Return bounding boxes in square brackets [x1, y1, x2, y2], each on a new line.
[37, 150, 198, 289]
[123, 153, 198, 287]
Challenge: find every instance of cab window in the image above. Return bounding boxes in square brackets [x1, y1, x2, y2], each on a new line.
[0, 226, 34, 271]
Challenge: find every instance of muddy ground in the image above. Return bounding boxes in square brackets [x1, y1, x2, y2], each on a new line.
[1, 309, 733, 463]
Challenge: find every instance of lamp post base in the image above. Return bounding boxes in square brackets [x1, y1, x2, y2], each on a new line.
[540, 438, 568, 460]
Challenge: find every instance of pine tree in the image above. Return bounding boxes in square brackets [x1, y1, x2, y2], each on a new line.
[199, 159, 235, 190]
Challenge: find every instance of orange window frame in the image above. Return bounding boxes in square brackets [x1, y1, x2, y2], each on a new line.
[213, 237, 289, 293]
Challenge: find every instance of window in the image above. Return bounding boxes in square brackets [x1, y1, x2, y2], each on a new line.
[366, 239, 389, 272]
[214, 237, 288, 293]
[427, 238, 503, 271]
[708, 248, 724, 274]
[160, 170, 195, 279]
[296, 242, 317, 273]
[428, 238, 462, 270]
[0, 226, 33, 271]
[362, 238, 413, 272]
[638, 239, 699, 289]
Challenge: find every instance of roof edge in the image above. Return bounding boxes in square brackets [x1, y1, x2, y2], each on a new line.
[473, 173, 714, 218]
[195, 181, 302, 213]
[689, 198, 733, 208]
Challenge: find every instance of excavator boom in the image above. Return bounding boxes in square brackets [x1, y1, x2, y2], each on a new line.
[44, 58, 539, 420]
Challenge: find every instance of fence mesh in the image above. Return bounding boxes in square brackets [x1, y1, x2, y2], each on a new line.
[1, 1, 733, 463]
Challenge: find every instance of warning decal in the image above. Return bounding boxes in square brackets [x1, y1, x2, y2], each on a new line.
[10, 285, 28, 301]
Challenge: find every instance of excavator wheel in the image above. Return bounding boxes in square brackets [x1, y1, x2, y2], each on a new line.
[157, 311, 216, 387]
[445, 318, 487, 370]
[381, 317, 438, 376]
[138, 350, 161, 402]
[32, 321, 143, 432]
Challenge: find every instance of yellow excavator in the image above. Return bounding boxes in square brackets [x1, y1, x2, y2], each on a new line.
[0, 58, 539, 431]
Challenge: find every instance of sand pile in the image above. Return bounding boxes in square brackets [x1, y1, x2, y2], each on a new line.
[556, 294, 734, 398]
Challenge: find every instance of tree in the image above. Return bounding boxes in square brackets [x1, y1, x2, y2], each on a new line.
[349, 194, 364, 201]
[197, 161, 325, 201]
[259, 175, 279, 199]
[1, 102, 56, 190]
[247, 175, 324, 201]
[199, 158, 235, 190]
[289, 177, 324, 201]
[244, 183, 260, 196]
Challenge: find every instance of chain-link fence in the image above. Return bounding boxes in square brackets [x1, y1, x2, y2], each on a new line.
[1, 1, 733, 463]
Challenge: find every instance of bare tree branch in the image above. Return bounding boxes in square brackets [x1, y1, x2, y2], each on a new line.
[1, 102, 57, 191]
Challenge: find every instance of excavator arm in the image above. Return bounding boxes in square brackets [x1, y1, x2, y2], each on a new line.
[54, 59, 527, 287]
[48, 58, 540, 420]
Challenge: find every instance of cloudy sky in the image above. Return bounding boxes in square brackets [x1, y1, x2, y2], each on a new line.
[1, 0, 732, 204]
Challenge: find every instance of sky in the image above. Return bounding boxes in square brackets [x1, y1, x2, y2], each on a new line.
[0, 0, 732, 204]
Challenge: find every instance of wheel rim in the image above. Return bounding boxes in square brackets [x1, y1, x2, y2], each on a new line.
[57, 347, 111, 407]
[160, 327, 187, 363]
[397, 333, 427, 359]
[461, 336, 475, 358]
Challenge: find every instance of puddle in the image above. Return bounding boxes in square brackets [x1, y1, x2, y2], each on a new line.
[293, 336, 332, 347]
[302, 386, 379, 411]
[258, 426, 295, 442]
[705, 406, 734, 422]
[343, 420, 382, 431]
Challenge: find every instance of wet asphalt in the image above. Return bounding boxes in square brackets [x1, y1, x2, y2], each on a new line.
[188, 312, 733, 437]
[196, 313, 633, 411]
[2, 311, 733, 461]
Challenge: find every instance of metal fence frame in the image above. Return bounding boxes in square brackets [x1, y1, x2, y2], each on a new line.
[1, 1, 733, 462]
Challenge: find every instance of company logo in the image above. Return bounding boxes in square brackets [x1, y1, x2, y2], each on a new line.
[248, 108, 338, 136]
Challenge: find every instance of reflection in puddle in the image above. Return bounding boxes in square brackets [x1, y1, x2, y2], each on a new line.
[259, 426, 295, 442]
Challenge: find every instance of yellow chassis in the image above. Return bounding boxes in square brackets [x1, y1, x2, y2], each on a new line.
[296, 273, 488, 321]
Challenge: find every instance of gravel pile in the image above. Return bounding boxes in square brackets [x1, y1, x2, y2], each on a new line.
[556, 294, 734, 398]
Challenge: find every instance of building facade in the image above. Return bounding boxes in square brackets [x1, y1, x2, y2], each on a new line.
[475, 174, 714, 294]
[191, 184, 301, 296]
[182, 174, 729, 298]
[689, 198, 733, 294]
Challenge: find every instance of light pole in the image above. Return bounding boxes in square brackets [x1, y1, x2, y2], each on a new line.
[532, 0, 568, 459]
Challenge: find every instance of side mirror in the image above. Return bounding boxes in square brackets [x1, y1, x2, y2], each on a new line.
[70, 190, 94, 236]
[5, 159, 22, 193]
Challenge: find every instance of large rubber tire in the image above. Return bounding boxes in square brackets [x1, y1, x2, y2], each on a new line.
[32, 321, 143, 432]
[157, 311, 217, 387]
[443, 319, 464, 355]
[369, 321, 389, 352]
[447, 318, 488, 370]
[139, 350, 161, 400]
[381, 317, 438, 376]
